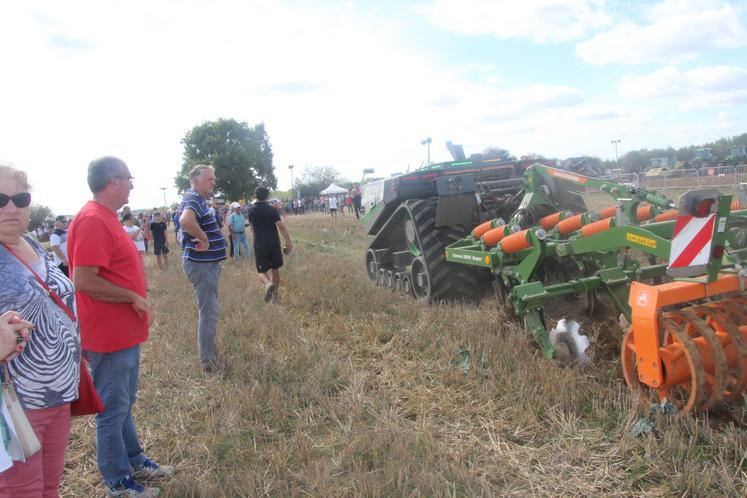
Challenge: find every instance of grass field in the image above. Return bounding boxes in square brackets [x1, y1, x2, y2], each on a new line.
[61, 211, 746, 497]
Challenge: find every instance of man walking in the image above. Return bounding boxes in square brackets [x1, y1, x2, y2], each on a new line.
[179, 165, 227, 372]
[69, 156, 173, 498]
[328, 195, 338, 220]
[227, 202, 251, 262]
[352, 184, 362, 219]
[49, 215, 69, 276]
[149, 212, 170, 272]
[247, 186, 293, 303]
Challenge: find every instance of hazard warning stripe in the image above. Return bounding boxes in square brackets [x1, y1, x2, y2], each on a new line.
[669, 214, 716, 268]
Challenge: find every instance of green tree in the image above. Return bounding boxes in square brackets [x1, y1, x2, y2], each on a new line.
[28, 204, 53, 233]
[295, 166, 349, 199]
[481, 146, 513, 161]
[176, 118, 277, 201]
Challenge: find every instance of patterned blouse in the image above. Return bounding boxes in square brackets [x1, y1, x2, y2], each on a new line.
[0, 235, 80, 409]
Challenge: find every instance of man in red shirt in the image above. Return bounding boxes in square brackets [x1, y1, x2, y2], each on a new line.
[69, 156, 173, 498]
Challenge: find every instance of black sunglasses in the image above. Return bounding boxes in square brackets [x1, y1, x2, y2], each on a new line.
[0, 192, 31, 208]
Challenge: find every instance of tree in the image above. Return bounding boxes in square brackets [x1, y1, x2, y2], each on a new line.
[294, 166, 349, 199]
[28, 204, 53, 232]
[176, 118, 277, 201]
[481, 146, 513, 161]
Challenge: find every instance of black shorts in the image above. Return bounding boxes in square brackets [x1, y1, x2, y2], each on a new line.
[254, 245, 283, 273]
[154, 243, 170, 256]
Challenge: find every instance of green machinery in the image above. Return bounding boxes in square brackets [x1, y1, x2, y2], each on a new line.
[445, 164, 747, 368]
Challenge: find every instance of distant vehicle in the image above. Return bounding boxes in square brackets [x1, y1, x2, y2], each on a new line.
[694, 148, 713, 161]
[649, 156, 676, 169]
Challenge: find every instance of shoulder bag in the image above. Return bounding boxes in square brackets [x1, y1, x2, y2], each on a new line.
[2, 362, 40, 459]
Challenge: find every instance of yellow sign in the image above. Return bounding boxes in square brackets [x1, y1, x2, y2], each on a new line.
[626, 233, 657, 249]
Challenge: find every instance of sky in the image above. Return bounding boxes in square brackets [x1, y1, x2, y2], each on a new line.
[1, 0, 746, 215]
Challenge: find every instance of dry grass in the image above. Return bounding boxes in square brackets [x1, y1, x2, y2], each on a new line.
[61, 212, 747, 497]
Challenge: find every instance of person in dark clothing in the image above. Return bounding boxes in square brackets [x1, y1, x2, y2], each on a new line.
[352, 185, 362, 219]
[247, 186, 293, 304]
[149, 212, 169, 271]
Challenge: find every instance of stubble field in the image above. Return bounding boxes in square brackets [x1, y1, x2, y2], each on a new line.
[61, 211, 746, 497]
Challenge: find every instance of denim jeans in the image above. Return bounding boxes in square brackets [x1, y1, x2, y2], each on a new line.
[86, 345, 146, 488]
[182, 259, 221, 366]
[232, 232, 252, 261]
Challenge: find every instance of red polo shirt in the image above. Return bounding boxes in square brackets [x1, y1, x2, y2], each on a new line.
[68, 200, 148, 353]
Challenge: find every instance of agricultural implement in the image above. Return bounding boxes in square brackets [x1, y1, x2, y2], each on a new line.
[444, 164, 747, 415]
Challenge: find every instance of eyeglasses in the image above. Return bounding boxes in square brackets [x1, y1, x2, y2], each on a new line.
[0, 192, 31, 208]
[113, 175, 135, 185]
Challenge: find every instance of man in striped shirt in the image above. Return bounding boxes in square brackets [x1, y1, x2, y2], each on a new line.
[179, 165, 227, 372]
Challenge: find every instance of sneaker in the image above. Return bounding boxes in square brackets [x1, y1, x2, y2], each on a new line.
[132, 458, 175, 480]
[264, 282, 276, 302]
[105, 474, 160, 497]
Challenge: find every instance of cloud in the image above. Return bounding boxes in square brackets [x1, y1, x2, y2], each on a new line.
[576, 1, 747, 64]
[262, 81, 324, 96]
[619, 65, 747, 106]
[427, 0, 611, 43]
[48, 33, 94, 50]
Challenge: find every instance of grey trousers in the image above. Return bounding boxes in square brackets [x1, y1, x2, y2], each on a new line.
[182, 259, 221, 366]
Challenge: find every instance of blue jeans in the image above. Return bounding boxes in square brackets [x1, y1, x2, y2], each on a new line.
[232, 232, 252, 261]
[86, 345, 146, 488]
[182, 259, 221, 366]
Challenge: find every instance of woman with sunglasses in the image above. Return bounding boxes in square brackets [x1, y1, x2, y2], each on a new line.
[0, 163, 80, 497]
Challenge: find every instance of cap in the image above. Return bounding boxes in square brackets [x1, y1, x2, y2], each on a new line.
[55, 215, 67, 222]
[231, 202, 240, 209]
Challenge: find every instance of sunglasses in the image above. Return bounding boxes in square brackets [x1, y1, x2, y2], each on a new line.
[0, 192, 31, 208]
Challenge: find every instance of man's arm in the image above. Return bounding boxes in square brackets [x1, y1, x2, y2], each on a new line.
[276, 221, 293, 252]
[73, 266, 152, 322]
[179, 209, 209, 251]
[51, 246, 68, 265]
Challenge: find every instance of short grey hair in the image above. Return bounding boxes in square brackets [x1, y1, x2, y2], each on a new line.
[189, 164, 215, 185]
[0, 161, 31, 190]
[88, 156, 127, 193]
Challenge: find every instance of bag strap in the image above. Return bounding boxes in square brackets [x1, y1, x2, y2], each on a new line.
[0, 241, 76, 323]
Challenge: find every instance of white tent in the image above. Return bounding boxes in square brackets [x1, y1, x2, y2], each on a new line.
[320, 183, 348, 195]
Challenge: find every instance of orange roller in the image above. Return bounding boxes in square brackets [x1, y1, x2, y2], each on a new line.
[499, 229, 531, 254]
[654, 209, 678, 222]
[637, 204, 653, 222]
[557, 213, 584, 235]
[598, 205, 617, 219]
[481, 226, 508, 247]
[472, 220, 495, 239]
[731, 200, 743, 211]
[581, 217, 613, 237]
[540, 212, 562, 230]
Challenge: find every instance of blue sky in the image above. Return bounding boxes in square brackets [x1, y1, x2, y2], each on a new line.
[1, 0, 746, 213]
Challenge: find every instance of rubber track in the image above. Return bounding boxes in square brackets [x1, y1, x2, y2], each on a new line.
[405, 199, 479, 301]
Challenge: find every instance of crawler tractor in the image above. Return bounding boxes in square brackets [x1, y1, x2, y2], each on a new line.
[361, 157, 564, 301]
[444, 164, 747, 415]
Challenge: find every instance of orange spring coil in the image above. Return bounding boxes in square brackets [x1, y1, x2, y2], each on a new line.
[598, 205, 617, 219]
[580, 217, 613, 237]
[481, 226, 508, 247]
[499, 229, 531, 254]
[472, 220, 494, 239]
[731, 200, 743, 211]
[654, 209, 678, 222]
[540, 212, 562, 230]
[637, 204, 653, 222]
[557, 213, 584, 235]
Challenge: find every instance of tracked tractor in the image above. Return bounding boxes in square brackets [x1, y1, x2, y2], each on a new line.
[361, 157, 561, 301]
[446, 163, 747, 414]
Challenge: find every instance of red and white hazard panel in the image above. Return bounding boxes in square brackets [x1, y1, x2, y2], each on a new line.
[668, 194, 719, 277]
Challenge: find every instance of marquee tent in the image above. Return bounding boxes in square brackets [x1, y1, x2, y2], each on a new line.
[320, 183, 348, 195]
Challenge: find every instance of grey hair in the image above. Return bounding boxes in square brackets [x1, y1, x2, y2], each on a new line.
[0, 161, 31, 190]
[189, 164, 215, 184]
[88, 156, 126, 193]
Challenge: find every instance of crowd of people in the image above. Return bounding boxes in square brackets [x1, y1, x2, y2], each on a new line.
[274, 187, 363, 219]
[0, 158, 293, 497]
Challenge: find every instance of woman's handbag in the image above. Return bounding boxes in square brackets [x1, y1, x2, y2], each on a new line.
[0, 241, 104, 417]
[70, 359, 104, 417]
[1, 362, 40, 459]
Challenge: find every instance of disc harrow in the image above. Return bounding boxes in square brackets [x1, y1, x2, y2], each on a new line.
[444, 163, 747, 415]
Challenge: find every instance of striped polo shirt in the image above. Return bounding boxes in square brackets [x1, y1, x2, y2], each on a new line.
[179, 189, 227, 262]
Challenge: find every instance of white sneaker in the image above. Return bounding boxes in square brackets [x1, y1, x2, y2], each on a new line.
[264, 282, 276, 302]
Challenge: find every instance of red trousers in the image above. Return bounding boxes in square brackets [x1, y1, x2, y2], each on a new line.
[0, 403, 71, 498]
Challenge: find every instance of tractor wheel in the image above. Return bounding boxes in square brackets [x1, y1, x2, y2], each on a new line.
[411, 257, 431, 301]
[365, 249, 378, 282]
